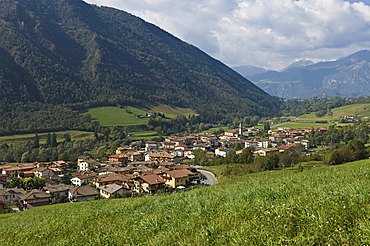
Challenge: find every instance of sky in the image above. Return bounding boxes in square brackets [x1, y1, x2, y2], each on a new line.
[84, 0, 370, 70]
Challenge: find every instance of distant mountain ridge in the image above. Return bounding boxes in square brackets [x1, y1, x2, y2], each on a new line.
[0, 0, 279, 118]
[247, 50, 370, 99]
[232, 65, 269, 77]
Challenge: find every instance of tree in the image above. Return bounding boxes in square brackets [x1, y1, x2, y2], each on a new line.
[233, 142, 243, 151]
[64, 133, 71, 142]
[7, 177, 22, 188]
[51, 133, 58, 148]
[33, 133, 40, 149]
[192, 149, 209, 166]
[263, 122, 271, 131]
[46, 133, 52, 147]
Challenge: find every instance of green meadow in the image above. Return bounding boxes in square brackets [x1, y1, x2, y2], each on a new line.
[1, 159, 370, 245]
[0, 131, 94, 144]
[272, 103, 370, 129]
[128, 131, 160, 140]
[81, 106, 149, 127]
[82, 105, 195, 127]
[201, 126, 229, 133]
[149, 104, 195, 118]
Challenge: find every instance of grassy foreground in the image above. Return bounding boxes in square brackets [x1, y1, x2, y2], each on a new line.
[1, 160, 370, 245]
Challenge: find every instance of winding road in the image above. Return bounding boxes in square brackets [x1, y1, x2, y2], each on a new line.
[192, 166, 218, 186]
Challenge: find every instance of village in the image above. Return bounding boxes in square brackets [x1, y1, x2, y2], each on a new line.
[0, 124, 319, 213]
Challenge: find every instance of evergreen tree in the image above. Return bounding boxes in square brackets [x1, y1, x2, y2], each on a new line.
[33, 133, 40, 149]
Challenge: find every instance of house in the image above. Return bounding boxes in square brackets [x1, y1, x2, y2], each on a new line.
[43, 184, 73, 203]
[206, 152, 215, 158]
[71, 172, 97, 186]
[108, 154, 128, 164]
[0, 188, 25, 205]
[130, 141, 142, 150]
[157, 162, 176, 169]
[132, 166, 153, 175]
[172, 164, 192, 170]
[245, 140, 259, 148]
[215, 147, 232, 157]
[33, 167, 56, 178]
[92, 174, 133, 189]
[116, 146, 131, 155]
[254, 148, 279, 157]
[160, 169, 195, 188]
[0, 165, 11, 175]
[68, 185, 99, 202]
[131, 174, 165, 194]
[193, 144, 210, 151]
[78, 159, 96, 172]
[277, 144, 296, 152]
[99, 166, 132, 175]
[44, 175, 62, 186]
[99, 184, 129, 199]
[2, 163, 35, 178]
[0, 174, 7, 189]
[183, 149, 195, 159]
[147, 152, 180, 164]
[19, 189, 52, 210]
[126, 151, 144, 162]
[49, 161, 69, 169]
[145, 142, 159, 151]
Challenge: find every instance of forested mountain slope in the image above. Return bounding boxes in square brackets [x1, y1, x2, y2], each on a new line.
[0, 0, 280, 118]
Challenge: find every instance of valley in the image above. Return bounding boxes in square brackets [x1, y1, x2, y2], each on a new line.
[0, 0, 370, 245]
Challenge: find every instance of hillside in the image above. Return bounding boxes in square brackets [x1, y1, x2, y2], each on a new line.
[0, 0, 279, 118]
[248, 50, 370, 99]
[1, 160, 370, 245]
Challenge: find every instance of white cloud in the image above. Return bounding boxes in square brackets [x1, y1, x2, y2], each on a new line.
[85, 0, 370, 70]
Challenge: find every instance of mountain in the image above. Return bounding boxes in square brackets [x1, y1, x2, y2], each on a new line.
[248, 50, 370, 99]
[283, 59, 314, 71]
[232, 65, 269, 77]
[0, 0, 279, 118]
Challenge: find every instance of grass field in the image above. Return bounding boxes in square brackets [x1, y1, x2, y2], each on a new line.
[299, 103, 370, 122]
[149, 104, 195, 118]
[82, 105, 196, 127]
[128, 131, 161, 140]
[0, 131, 94, 144]
[273, 122, 333, 129]
[272, 103, 370, 129]
[201, 126, 229, 133]
[1, 159, 370, 245]
[82, 106, 149, 127]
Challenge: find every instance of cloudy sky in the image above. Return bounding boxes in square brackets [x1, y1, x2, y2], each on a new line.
[84, 0, 370, 70]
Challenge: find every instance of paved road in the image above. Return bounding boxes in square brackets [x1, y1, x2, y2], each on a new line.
[198, 169, 218, 186]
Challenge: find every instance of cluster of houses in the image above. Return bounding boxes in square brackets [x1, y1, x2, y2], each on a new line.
[0, 124, 320, 213]
[0, 154, 201, 212]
